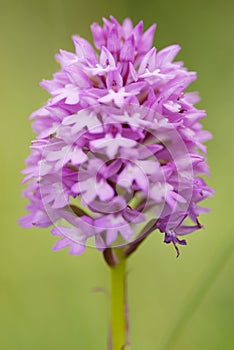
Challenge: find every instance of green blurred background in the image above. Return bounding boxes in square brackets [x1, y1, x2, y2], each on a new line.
[1, 0, 233, 349]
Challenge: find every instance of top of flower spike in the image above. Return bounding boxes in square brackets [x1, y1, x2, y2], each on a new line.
[20, 17, 213, 257]
[90, 16, 157, 55]
[39, 16, 193, 124]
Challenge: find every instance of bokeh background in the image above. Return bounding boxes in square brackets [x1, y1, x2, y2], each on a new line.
[1, 0, 234, 349]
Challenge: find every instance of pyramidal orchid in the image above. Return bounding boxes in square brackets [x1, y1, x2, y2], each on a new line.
[20, 17, 213, 349]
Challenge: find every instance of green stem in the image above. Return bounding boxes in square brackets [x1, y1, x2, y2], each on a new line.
[110, 248, 128, 350]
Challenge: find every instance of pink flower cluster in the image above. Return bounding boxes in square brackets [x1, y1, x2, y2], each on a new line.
[20, 17, 213, 256]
